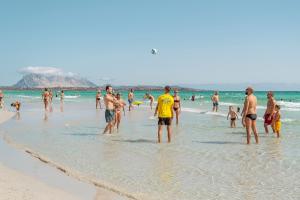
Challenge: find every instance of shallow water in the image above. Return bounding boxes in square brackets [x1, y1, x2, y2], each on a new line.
[1, 91, 300, 199]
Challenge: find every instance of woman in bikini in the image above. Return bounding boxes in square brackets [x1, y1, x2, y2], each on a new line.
[96, 90, 102, 109]
[114, 93, 126, 131]
[42, 88, 50, 111]
[173, 90, 181, 125]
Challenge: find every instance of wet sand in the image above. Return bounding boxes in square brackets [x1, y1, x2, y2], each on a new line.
[0, 111, 130, 200]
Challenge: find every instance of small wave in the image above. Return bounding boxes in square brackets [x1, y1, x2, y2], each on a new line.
[17, 95, 41, 99]
[204, 111, 228, 117]
[277, 101, 300, 108]
[281, 118, 297, 123]
[181, 107, 202, 113]
[218, 102, 239, 106]
[64, 95, 80, 99]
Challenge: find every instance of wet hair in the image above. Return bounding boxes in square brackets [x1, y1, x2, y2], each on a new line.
[61, 90, 64, 93]
[275, 104, 281, 110]
[165, 86, 171, 92]
[106, 85, 112, 91]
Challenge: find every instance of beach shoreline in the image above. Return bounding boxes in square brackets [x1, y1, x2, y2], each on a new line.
[0, 111, 132, 200]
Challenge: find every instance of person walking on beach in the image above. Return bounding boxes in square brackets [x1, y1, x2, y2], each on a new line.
[242, 87, 259, 144]
[211, 91, 219, 112]
[0, 90, 4, 109]
[264, 91, 276, 134]
[103, 85, 117, 134]
[42, 88, 50, 111]
[173, 90, 181, 125]
[96, 90, 102, 109]
[144, 93, 155, 110]
[227, 106, 238, 128]
[114, 93, 126, 131]
[60, 90, 65, 102]
[128, 89, 134, 111]
[154, 86, 174, 143]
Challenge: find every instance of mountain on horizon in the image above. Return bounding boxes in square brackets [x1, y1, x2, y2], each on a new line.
[14, 73, 97, 88]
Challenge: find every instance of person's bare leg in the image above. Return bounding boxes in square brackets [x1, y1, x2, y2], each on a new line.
[276, 131, 280, 138]
[216, 106, 218, 112]
[103, 123, 109, 134]
[167, 126, 172, 143]
[233, 120, 236, 128]
[157, 125, 163, 143]
[176, 111, 179, 125]
[150, 101, 153, 110]
[109, 122, 113, 134]
[264, 124, 269, 134]
[117, 114, 121, 130]
[252, 120, 259, 144]
[246, 118, 252, 144]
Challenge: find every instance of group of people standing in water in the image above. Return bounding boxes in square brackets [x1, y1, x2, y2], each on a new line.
[0, 86, 282, 145]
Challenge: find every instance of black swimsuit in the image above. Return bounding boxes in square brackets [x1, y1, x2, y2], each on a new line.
[246, 114, 257, 121]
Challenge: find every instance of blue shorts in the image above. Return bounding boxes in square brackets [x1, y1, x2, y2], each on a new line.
[105, 109, 115, 123]
[128, 99, 133, 105]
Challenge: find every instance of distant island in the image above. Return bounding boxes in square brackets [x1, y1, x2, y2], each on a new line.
[0, 73, 206, 92]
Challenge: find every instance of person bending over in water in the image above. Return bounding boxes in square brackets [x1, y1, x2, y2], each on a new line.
[96, 90, 102, 109]
[264, 91, 276, 134]
[128, 89, 134, 111]
[42, 88, 50, 111]
[11, 101, 21, 112]
[272, 105, 281, 138]
[103, 85, 118, 134]
[227, 106, 238, 128]
[211, 91, 219, 112]
[154, 86, 174, 143]
[173, 90, 181, 125]
[114, 93, 126, 131]
[144, 93, 155, 110]
[242, 87, 259, 144]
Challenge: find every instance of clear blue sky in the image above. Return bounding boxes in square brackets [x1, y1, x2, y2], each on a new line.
[1, 0, 300, 86]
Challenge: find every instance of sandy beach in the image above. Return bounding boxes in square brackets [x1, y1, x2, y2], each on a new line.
[0, 111, 130, 200]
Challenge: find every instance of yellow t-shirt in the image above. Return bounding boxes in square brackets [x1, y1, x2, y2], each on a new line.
[157, 93, 174, 118]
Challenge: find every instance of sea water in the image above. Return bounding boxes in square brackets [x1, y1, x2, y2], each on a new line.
[1, 90, 300, 199]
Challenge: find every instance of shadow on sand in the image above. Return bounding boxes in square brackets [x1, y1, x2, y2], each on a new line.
[193, 141, 243, 145]
[112, 139, 157, 144]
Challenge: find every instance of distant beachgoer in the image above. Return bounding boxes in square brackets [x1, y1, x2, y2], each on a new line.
[0, 90, 4, 109]
[128, 89, 134, 111]
[237, 107, 240, 113]
[42, 88, 50, 111]
[60, 90, 65, 102]
[211, 91, 219, 112]
[154, 86, 174, 143]
[191, 95, 195, 101]
[103, 85, 117, 134]
[49, 89, 53, 102]
[227, 106, 238, 128]
[114, 93, 126, 131]
[264, 91, 276, 134]
[96, 90, 102, 109]
[242, 87, 259, 144]
[11, 101, 21, 112]
[173, 90, 181, 125]
[272, 105, 281, 138]
[144, 93, 155, 110]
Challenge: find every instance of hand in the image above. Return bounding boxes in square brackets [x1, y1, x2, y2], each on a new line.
[242, 118, 246, 127]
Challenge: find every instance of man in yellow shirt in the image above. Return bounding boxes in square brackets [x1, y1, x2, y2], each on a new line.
[154, 86, 174, 143]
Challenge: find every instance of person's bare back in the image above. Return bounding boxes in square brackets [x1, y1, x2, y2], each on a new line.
[245, 94, 257, 115]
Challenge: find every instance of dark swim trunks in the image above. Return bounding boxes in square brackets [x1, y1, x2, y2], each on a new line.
[213, 102, 219, 107]
[128, 99, 133, 105]
[231, 117, 237, 121]
[264, 114, 273, 125]
[105, 109, 115, 123]
[158, 117, 172, 126]
[246, 114, 257, 121]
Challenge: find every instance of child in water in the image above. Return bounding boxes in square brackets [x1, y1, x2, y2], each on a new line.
[227, 106, 238, 128]
[272, 105, 281, 138]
